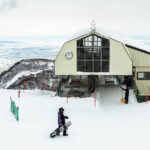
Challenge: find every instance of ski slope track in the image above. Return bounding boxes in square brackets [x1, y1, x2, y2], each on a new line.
[0, 87, 150, 150]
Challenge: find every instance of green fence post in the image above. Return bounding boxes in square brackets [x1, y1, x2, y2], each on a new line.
[134, 83, 141, 103]
[14, 102, 16, 116]
[10, 98, 19, 121]
[16, 107, 19, 121]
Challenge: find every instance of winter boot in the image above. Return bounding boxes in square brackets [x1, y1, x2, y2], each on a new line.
[63, 129, 68, 136]
[63, 133, 68, 136]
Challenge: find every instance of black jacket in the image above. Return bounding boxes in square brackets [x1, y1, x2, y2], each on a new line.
[58, 111, 68, 126]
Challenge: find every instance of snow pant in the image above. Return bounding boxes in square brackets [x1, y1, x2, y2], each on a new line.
[125, 96, 128, 104]
[59, 125, 67, 135]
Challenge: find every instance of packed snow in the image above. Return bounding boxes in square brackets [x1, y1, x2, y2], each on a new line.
[1, 87, 150, 150]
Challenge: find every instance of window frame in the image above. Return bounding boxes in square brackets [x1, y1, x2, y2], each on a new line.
[137, 72, 150, 80]
[77, 34, 110, 73]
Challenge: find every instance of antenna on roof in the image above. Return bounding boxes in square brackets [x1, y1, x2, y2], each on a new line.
[90, 20, 96, 31]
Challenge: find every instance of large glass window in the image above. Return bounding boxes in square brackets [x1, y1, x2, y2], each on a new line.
[77, 35, 109, 72]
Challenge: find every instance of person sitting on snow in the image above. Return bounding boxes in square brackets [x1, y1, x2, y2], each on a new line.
[58, 107, 69, 136]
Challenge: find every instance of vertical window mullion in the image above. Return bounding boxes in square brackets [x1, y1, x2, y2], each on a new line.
[92, 35, 94, 72]
[101, 46, 102, 72]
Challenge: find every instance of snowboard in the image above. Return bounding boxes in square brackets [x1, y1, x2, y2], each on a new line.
[50, 121, 72, 138]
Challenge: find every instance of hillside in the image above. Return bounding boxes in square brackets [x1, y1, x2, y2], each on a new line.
[0, 59, 60, 91]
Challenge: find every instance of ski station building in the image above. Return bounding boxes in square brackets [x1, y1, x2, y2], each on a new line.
[55, 27, 150, 102]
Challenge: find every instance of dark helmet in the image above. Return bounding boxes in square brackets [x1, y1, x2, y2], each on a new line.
[59, 107, 64, 112]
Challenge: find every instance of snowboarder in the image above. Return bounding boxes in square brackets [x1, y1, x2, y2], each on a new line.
[121, 85, 129, 104]
[58, 107, 69, 136]
[50, 107, 71, 138]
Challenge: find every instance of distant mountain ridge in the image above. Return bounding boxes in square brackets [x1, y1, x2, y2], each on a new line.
[0, 40, 62, 73]
[0, 59, 60, 90]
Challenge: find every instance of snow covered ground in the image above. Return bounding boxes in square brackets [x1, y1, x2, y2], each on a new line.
[1, 87, 150, 150]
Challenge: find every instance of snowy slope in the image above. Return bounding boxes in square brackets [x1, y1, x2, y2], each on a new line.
[6, 70, 44, 88]
[0, 59, 54, 89]
[1, 87, 150, 150]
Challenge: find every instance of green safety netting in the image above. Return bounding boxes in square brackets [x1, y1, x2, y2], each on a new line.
[10, 99, 19, 121]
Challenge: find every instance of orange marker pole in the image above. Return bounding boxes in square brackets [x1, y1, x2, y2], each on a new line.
[66, 92, 69, 104]
[146, 95, 148, 104]
[36, 78, 40, 89]
[18, 88, 20, 98]
[45, 82, 48, 90]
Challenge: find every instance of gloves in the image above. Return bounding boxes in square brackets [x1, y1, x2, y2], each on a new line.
[65, 116, 69, 119]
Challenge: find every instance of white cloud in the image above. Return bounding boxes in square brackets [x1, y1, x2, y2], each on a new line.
[0, 0, 150, 38]
[0, 0, 16, 12]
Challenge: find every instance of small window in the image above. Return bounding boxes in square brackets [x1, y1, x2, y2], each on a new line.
[89, 36, 92, 41]
[137, 73, 144, 79]
[102, 48, 109, 59]
[94, 51, 101, 59]
[145, 72, 150, 79]
[98, 42, 101, 46]
[85, 61, 92, 72]
[77, 48, 84, 60]
[94, 61, 101, 72]
[102, 61, 109, 72]
[85, 49, 92, 59]
[77, 61, 85, 72]
[137, 72, 150, 80]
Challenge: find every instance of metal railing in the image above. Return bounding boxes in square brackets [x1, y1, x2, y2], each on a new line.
[56, 76, 70, 96]
[115, 75, 121, 85]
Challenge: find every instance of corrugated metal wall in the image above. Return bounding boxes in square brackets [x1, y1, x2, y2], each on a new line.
[135, 67, 150, 95]
[128, 47, 150, 67]
[128, 47, 150, 95]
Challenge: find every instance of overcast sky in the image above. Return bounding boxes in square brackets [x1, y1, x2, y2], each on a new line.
[0, 0, 150, 39]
